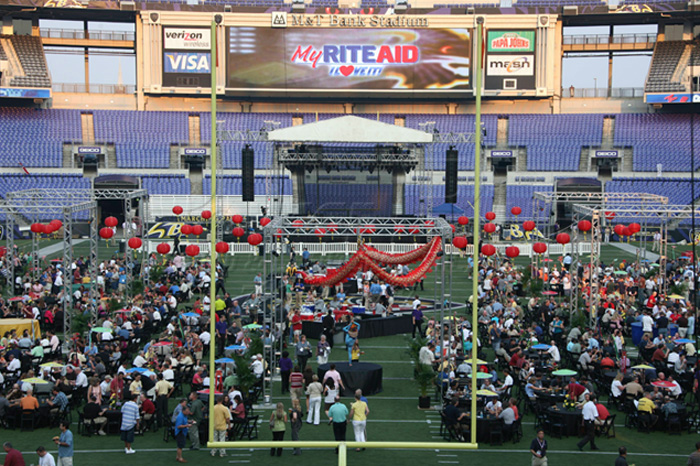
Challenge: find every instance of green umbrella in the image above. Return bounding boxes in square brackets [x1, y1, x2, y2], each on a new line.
[466, 372, 492, 379]
[476, 389, 498, 397]
[552, 369, 577, 377]
[613, 270, 627, 275]
[90, 327, 112, 333]
[243, 323, 262, 330]
[21, 377, 49, 384]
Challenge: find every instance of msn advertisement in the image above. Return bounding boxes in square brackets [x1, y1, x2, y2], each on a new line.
[226, 27, 471, 91]
[484, 30, 536, 91]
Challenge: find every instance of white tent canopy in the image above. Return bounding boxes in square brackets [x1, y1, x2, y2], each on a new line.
[267, 115, 433, 144]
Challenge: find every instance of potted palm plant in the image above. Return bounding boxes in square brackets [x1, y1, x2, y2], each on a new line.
[415, 362, 435, 409]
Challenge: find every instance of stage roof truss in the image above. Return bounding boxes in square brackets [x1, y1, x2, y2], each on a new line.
[263, 216, 453, 237]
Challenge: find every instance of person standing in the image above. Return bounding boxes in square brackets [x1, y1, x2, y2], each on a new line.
[187, 391, 204, 450]
[120, 393, 140, 454]
[174, 406, 192, 463]
[317, 335, 330, 366]
[306, 374, 323, 425]
[328, 395, 349, 454]
[36, 446, 56, 466]
[154, 373, 174, 428]
[577, 394, 599, 451]
[269, 402, 287, 457]
[322, 310, 335, 349]
[529, 429, 548, 466]
[343, 317, 360, 366]
[349, 389, 369, 452]
[279, 351, 293, 394]
[412, 297, 424, 338]
[688, 441, 700, 466]
[615, 446, 629, 466]
[211, 396, 230, 458]
[296, 335, 312, 371]
[3, 442, 24, 466]
[290, 399, 303, 456]
[53, 421, 74, 466]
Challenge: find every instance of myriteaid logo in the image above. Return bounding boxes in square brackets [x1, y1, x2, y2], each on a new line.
[291, 44, 419, 77]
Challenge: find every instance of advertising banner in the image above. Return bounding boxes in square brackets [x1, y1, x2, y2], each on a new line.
[226, 27, 471, 91]
[484, 30, 536, 91]
[163, 27, 211, 50]
[162, 52, 211, 87]
[487, 30, 535, 53]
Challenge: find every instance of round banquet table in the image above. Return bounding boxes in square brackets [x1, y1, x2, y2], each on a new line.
[317, 362, 383, 397]
[547, 403, 582, 437]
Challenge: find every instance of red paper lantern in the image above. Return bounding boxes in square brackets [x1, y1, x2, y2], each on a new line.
[99, 227, 114, 239]
[622, 226, 632, 237]
[233, 227, 245, 237]
[457, 216, 469, 226]
[215, 242, 230, 254]
[505, 246, 520, 258]
[259, 217, 271, 227]
[523, 220, 536, 232]
[0, 246, 6, 258]
[511, 206, 522, 216]
[274, 228, 283, 238]
[156, 243, 171, 255]
[172, 206, 183, 215]
[247, 233, 263, 246]
[128, 237, 142, 249]
[360, 225, 376, 235]
[533, 242, 547, 254]
[314, 228, 326, 237]
[408, 225, 420, 235]
[104, 216, 118, 228]
[605, 211, 616, 221]
[50, 220, 62, 230]
[292, 219, 304, 228]
[484, 223, 496, 233]
[556, 233, 570, 245]
[44, 224, 56, 234]
[201, 210, 212, 219]
[30, 223, 44, 234]
[394, 225, 406, 234]
[180, 224, 193, 235]
[629, 223, 641, 234]
[192, 225, 204, 236]
[450, 224, 456, 233]
[614, 224, 625, 236]
[578, 220, 592, 232]
[452, 236, 468, 249]
[232, 214, 244, 224]
[485, 212, 496, 221]
[481, 244, 496, 256]
[185, 244, 200, 257]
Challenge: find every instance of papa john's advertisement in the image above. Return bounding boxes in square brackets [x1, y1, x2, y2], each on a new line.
[226, 27, 471, 91]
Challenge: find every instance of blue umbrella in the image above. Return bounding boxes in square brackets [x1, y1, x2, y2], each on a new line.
[225, 345, 245, 351]
[675, 339, 694, 345]
[532, 344, 551, 350]
[126, 367, 147, 374]
[215, 357, 235, 364]
[181, 312, 199, 318]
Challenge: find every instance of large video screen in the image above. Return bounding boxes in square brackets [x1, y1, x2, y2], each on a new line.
[226, 27, 471, 91]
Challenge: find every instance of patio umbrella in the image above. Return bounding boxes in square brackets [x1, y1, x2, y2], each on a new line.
[126, 367, 147, 374]
[667, 294, 684, 300]
[476, 389, 498, 397]
[675, 339, 694, 345]
[243, 323, 262, 330]
[90, 327, 112, 333]
[197, 389, 223, 395]
[466, 372, 492, 379]
[39, 362, 65, 368]
[531, 344, 551, 350]
[151, 341, 172, 347]
[181, 312, 199, 318]
[8, 297, 23, 302]
[552, 369, 577, 377]
[613, 270, 627, 275]
[631, 364, 654, 370]
[21, 377, 49, 384]
[225, 345, 246, 351]
[542, 291, 558, 296]
[463, 358, 488, 365]
[215, 357, 235, 364]
[651, 380, 675, 389]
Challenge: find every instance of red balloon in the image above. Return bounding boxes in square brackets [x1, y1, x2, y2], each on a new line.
[172, 206, 183, 215]
[201, 210, 212, 219]
[0, 246, 6, 258]
[259, 217, 271, 227]
[511, 206, 522, 216]
[481, 244, 496, 256]
[127, 237, 142, 249]
[99, 227, 114, 239]
[457, 216, 469, 226]
[614, 224, 625, 236]
[192, 225, 204, 236]
[185, 244, 200, 257]
[484, 223, 496, 233]
[180, 224, 193, 235]
[233, 227, 245, 237]
[232, 214, 244, 224]
[485, 212, 496, 221]
[523, 220, 536, 232]
[622, 227, 632, 237]
[605, 211, 616, 221]
[452, 236, 468, 249]
[104, 216, 118, 228]
[578, 220, 592, 232]
[215, 242, 230, 254]
[629, 223, 641, 234]
[505, 246, 520, 258]
[556, 233, 570, 245]
[247, 233, 263, 246]
[156, 243, 171, 255]
[533, 242, 547, 254]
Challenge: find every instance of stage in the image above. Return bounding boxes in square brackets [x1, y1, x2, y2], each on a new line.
[317, 362, 383, 397]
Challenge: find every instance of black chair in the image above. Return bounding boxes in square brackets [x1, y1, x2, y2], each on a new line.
[238, 414, 259, 440]
[488, 418, 504, 446]
[162, 416, 173, 442]
[667, 414, 682, 435]
[20, 409, 36, 431]
[545, 412, 565, 439]
[78, 411, 98, 437]
[598, 414, 616, 438]
[511, 417, 523, 443]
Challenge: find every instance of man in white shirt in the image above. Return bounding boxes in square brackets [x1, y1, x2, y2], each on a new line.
[7, 355, 21, 372]
[250, 354, 264, 379]
[497, 369, 513, 396]
[100, 376, 112, 397]
[133, 351, 147, 368]
[74, 367, 88, 388]
[668, 376, 682, 397]
[547, 342, 561, 363]
[198, 330, 211, 346]
[642, 312, 654, 335]
[37, 445, 57, 466]
[576, 394, 599, 451]
[419, 343, 436, 366]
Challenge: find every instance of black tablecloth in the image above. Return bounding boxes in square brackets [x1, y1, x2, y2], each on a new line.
[302, 315, 413, 340]
[547, 403, 582, 437]
[317, 362, 383, 397]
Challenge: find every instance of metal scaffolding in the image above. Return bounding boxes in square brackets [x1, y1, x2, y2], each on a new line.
[260, 216, 454, 404]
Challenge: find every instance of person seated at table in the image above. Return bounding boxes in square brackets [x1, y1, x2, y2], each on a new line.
[594, 397, 610, 427]
[456, 359, 472, 377]
[674, 353, 687, 374]
[578, 348, 596, 372]
[667, 375, 683, 397]
[139, 392, 156, 433]
[481, 378, 497, 393]
[485, 397, 502, 416]
[660, 395, 678, 421]
[443, 397, 468, 440]
[547, 341, 561, 364]
[509, 348, 524, 368]
[567, 338, 581, 355]
[19, 387, 39, 413]
[497, 369, 514, 396]
[567, 376, 587, 402]
[651, 344, 668, 364]
[600, 354, 616, 370]
[637, 391, 658, 429]
[525, 377, 547, 400]
[129, 374, 143, 398]
[445, 380, 463, 399]
[611, 373, 626, 401]
[47, 386, 68, 416]
[83, 395, 107, 435]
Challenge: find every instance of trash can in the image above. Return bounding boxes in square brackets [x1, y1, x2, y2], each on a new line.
[631, 322, 643, 346]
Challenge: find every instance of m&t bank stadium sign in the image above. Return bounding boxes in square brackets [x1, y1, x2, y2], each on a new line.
[272, 12, 429, 28]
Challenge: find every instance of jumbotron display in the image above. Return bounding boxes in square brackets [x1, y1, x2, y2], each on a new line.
[226, 27, 471, 91]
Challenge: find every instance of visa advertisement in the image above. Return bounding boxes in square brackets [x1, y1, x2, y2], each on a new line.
[484, 30, 536, 91]
[162, 52, 211, 87]
[226, 27, 471, 91]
